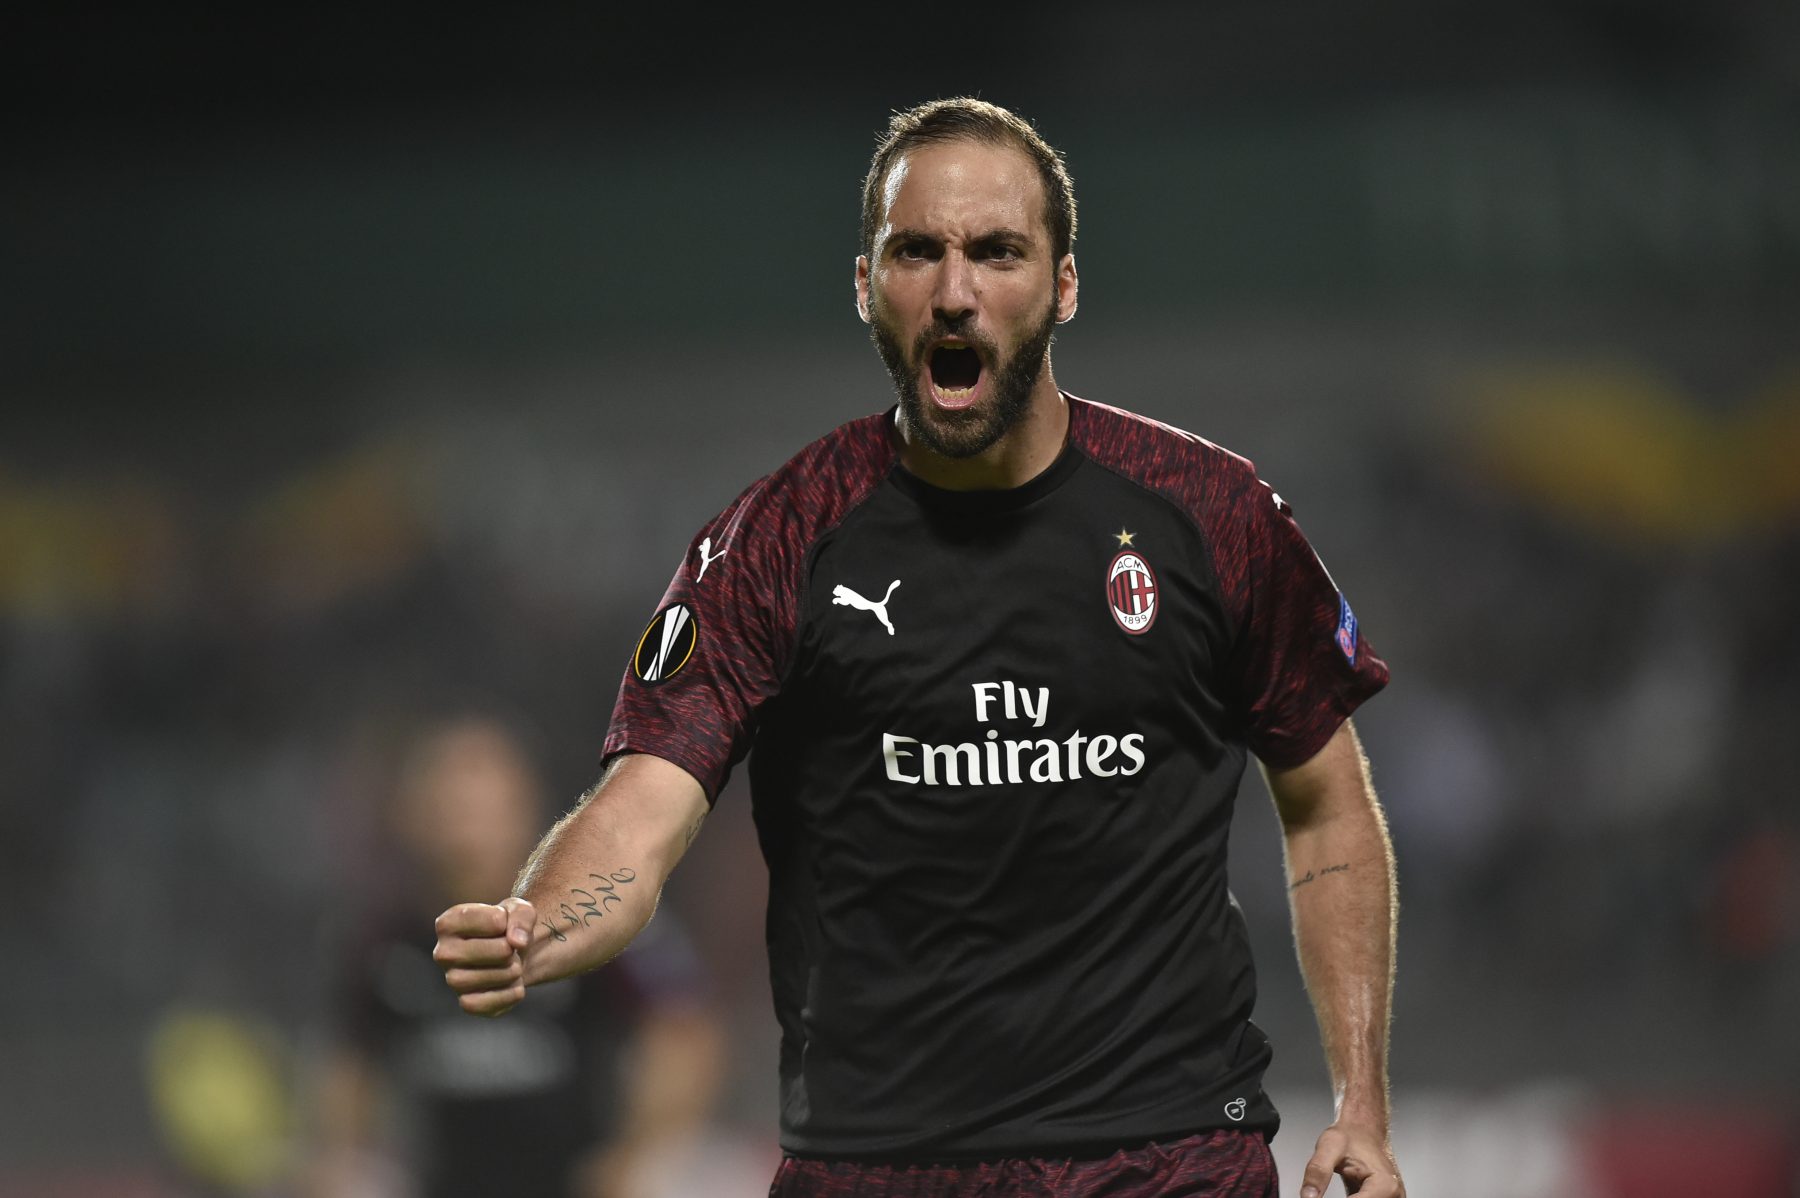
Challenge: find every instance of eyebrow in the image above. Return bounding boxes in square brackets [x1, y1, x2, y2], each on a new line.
[884, 227, 1036, 249]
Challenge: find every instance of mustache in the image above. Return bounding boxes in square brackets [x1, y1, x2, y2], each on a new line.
[911, 319, 998, 365]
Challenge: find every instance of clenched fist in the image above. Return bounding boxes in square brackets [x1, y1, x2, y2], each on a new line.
[432, 897, 539, 1016]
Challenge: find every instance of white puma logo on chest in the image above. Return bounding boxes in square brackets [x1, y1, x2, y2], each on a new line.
[832, 580, 901, 636]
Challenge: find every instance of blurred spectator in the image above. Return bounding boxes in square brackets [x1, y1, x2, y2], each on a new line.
[301, 716, 724, 1198]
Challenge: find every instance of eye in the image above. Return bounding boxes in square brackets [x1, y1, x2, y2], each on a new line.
[977, 242, 1023, 262]
[893, 239, 934, 261]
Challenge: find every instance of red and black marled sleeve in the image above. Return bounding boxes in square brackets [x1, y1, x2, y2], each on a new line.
[1068, 396, 1388, 768]
[1213, 469, 1389, 768]
[601, 414, 894, 801]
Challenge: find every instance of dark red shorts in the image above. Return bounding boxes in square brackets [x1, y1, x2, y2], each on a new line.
[768, 1129, 1277, 1197]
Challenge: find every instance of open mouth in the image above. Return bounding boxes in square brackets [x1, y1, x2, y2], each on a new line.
[927, 341, 985, 410]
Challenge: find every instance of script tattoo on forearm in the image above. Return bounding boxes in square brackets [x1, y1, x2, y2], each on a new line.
[1289, 862, 1350, 891]
[539, 867, 638, 942]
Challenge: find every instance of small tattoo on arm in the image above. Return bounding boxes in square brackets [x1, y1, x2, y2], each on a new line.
[1289, 862, 1350, 890]
[540, 867, 640, 935]
[684, 814, 705, 847]
[536, 868, 639, 940]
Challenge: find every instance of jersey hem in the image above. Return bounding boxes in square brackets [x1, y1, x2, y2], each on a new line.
[777, 1121, 1279, 1166]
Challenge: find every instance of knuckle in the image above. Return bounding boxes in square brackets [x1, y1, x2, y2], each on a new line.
[446, 965, 517, 993]
[463, 986, 522, 1019]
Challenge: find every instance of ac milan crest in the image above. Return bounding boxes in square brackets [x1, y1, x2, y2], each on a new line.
[1107, 550, 1158, 635]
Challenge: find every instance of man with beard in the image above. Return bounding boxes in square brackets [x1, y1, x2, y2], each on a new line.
[432, 99, 1406, 1198]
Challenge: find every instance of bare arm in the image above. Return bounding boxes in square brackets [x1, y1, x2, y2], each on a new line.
[433, 753, 710, 1015]
[1261, 719, 1405, 1198]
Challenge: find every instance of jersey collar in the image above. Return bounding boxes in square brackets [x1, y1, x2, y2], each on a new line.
[886, 408, 1083, 516]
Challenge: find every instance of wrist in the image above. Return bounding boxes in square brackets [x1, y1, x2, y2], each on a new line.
[1333, 1088, 1390, 1135]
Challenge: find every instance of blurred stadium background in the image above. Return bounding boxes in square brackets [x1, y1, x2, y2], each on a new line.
[4, 4, 1798, 1196]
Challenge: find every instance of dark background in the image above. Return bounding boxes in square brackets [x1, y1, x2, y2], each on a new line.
[4, 4, 1798, 1195]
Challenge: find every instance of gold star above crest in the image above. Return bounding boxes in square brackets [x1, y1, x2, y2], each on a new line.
[1114, 528, 1136, 547]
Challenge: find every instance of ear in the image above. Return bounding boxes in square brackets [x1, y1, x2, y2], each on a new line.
[1055, 253, 1079, 323]
[854, 255, 873, 324]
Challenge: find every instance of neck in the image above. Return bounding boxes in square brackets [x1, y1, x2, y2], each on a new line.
[896, 371, 1069, 491]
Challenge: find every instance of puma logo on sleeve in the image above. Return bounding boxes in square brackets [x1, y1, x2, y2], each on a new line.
[695, 535, 730, 582]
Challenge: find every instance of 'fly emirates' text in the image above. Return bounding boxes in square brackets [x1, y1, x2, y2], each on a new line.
[881, 680, 1147, 787]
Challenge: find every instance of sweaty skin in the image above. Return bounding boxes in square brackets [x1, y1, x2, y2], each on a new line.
[855, 141, 1078, 491]
[1264, 721, 1406, 1198]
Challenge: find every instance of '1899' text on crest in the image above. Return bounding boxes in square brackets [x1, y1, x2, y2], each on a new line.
[1107, 551, 1158, 635]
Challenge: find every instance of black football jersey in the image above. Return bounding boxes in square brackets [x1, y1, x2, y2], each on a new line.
[606, 396, 1387, 1160]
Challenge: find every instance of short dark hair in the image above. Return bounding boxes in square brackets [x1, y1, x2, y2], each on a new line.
[860, 98, 1077, 263]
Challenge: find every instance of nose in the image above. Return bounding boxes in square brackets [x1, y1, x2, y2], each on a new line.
[931, 249, 976, 325]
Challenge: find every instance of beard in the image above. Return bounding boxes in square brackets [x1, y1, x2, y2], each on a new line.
[869, 291, 1058, 460]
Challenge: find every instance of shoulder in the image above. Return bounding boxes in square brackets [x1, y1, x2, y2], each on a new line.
[1067, 394, 1262, 524]
[710, 409, 896, 543]
[677, 410, 894, 607]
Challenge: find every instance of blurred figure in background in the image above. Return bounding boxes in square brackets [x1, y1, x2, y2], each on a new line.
[304, 716, 724, 1198]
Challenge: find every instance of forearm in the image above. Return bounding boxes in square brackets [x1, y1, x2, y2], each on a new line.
[1269, 726, 1398, 1129]
[512, 754, 708, 988]
[1285, 805, 1396, 1122]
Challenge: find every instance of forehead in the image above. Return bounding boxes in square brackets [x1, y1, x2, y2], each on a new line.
[878, 139, 1047, 241]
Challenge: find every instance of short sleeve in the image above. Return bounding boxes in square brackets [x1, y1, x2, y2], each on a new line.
[602, 479, 797, 802]
[1224, 477, 1389, 768]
